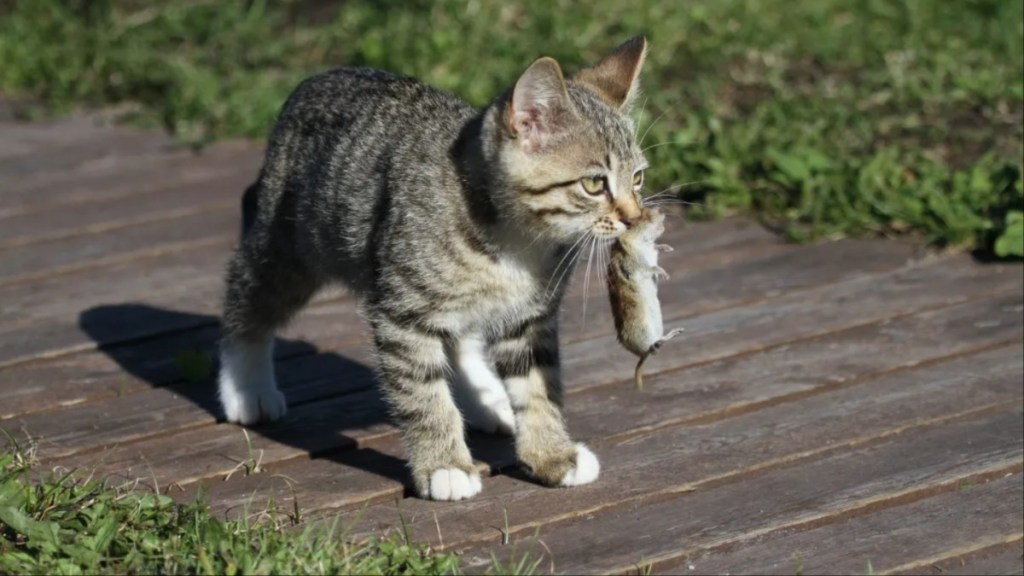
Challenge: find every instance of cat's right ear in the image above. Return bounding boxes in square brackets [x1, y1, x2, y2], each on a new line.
[508, 57, 574, 152]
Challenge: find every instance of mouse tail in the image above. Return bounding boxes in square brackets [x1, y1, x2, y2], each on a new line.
[634, 354, 650, 390]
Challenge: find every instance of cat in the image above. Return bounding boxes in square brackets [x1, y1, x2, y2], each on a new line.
[218, 35, 650, 501]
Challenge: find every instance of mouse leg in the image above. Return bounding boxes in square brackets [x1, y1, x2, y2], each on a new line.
[650, 265, 670, 282]
[647, 328, 684, 355]
[655, 244, 673, 252]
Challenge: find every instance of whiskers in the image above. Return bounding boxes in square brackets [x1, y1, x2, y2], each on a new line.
[540, 229, 614, 332]
[641, 180, 709, 211]
[544, 231, 591, 302]
[580, 234, 612, 332]
[637, 108, 668, 150]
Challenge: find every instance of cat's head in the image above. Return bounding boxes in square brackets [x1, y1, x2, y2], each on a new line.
[487, 36, 650, 243]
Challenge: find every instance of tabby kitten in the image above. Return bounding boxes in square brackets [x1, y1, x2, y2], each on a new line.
[218, 36, 650, 500]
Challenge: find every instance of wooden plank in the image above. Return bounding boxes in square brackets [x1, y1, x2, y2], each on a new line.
[0, 129, 175, 183]
[455, 409, 1024, 575]
[0, 246, 232, 366]
[0, 141, 259, 219]
[60, 298, 1024, 519]
[0, 218, 788, 414]
[897, 540, 1024, 576]
[684, 473, 1022, 575]
[9, 238, 962, 468]
[0, 157, 259, 247]
[343, 342, 1024, 555]
[0, 208, 236, 284]
[0, 116, 133, 159]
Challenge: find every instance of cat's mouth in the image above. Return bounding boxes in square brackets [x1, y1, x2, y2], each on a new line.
[589, 216, 627, 240]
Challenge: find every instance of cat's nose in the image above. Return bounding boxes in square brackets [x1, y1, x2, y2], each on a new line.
[618, 202, 643, 228]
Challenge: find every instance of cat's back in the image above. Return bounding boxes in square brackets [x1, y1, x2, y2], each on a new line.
[272, 67, 475, 152]
[254, 67, 479, 291]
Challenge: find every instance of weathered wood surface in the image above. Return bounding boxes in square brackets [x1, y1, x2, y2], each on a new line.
[1, 116, 1021, 576]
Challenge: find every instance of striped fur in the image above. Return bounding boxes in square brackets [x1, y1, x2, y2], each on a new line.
[218, 37, 649, 499]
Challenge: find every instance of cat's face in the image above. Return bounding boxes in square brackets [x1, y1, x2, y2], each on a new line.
[495, 37, 650, 243]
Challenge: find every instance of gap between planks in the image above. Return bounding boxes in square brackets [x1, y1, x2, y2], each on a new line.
[887, 536, 1024, 576]
[880, 534, 1024, 576]
[0, 234, 234, 288]
[0, 141, 259, 220]
[0, 201, 234, 252]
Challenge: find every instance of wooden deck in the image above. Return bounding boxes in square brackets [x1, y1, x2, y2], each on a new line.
[1, 114, 1022, 575]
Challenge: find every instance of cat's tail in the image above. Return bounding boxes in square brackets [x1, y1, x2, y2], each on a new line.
[241, 182, 260, 240]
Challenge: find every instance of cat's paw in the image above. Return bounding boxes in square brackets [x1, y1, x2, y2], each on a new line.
[426, 468, 483, 501]
[218, 364, 286, 424]
[219, 339, 285, 425]
[463, 398, 517, 436]
[559, 443, 601, 487]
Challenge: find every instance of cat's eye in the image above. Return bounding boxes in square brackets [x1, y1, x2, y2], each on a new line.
[632, 171, 644, 190]
[580, 176, 606, 195]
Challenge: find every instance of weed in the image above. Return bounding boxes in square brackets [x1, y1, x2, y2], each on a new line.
[0, 439, 539, 575]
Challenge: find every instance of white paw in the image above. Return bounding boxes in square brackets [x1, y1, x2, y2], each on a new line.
[560, 443, 600, 487]
[428, 468, 483, 501]
[220, 380, 287, 425]
[218, 338, 286, 425]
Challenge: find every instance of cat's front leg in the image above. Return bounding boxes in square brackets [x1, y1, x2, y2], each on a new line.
[370, 310, 481, 501]
[492, 318, 600, 487]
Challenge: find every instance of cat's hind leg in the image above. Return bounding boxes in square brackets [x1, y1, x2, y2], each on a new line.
[219, 218, 320, 425]
[450, 335, 516, 436]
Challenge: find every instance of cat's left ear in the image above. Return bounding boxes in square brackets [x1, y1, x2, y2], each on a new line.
[509, 57, 575, 152]
[573, 35, 648, 111]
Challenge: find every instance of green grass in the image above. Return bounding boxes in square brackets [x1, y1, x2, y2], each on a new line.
[0, 436, 527, 575]
[0, 0, 1021, 256]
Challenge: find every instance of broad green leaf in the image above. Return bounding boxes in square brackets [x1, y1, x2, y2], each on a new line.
[0, 505, 62, 547]
[995, 211, 1024, 257]
[767, 148, 811, 182]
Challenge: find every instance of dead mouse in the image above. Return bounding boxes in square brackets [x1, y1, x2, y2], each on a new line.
[607, 207, 683, 390]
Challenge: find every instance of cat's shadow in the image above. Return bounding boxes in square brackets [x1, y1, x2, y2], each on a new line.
[78, 303, 516, 503]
